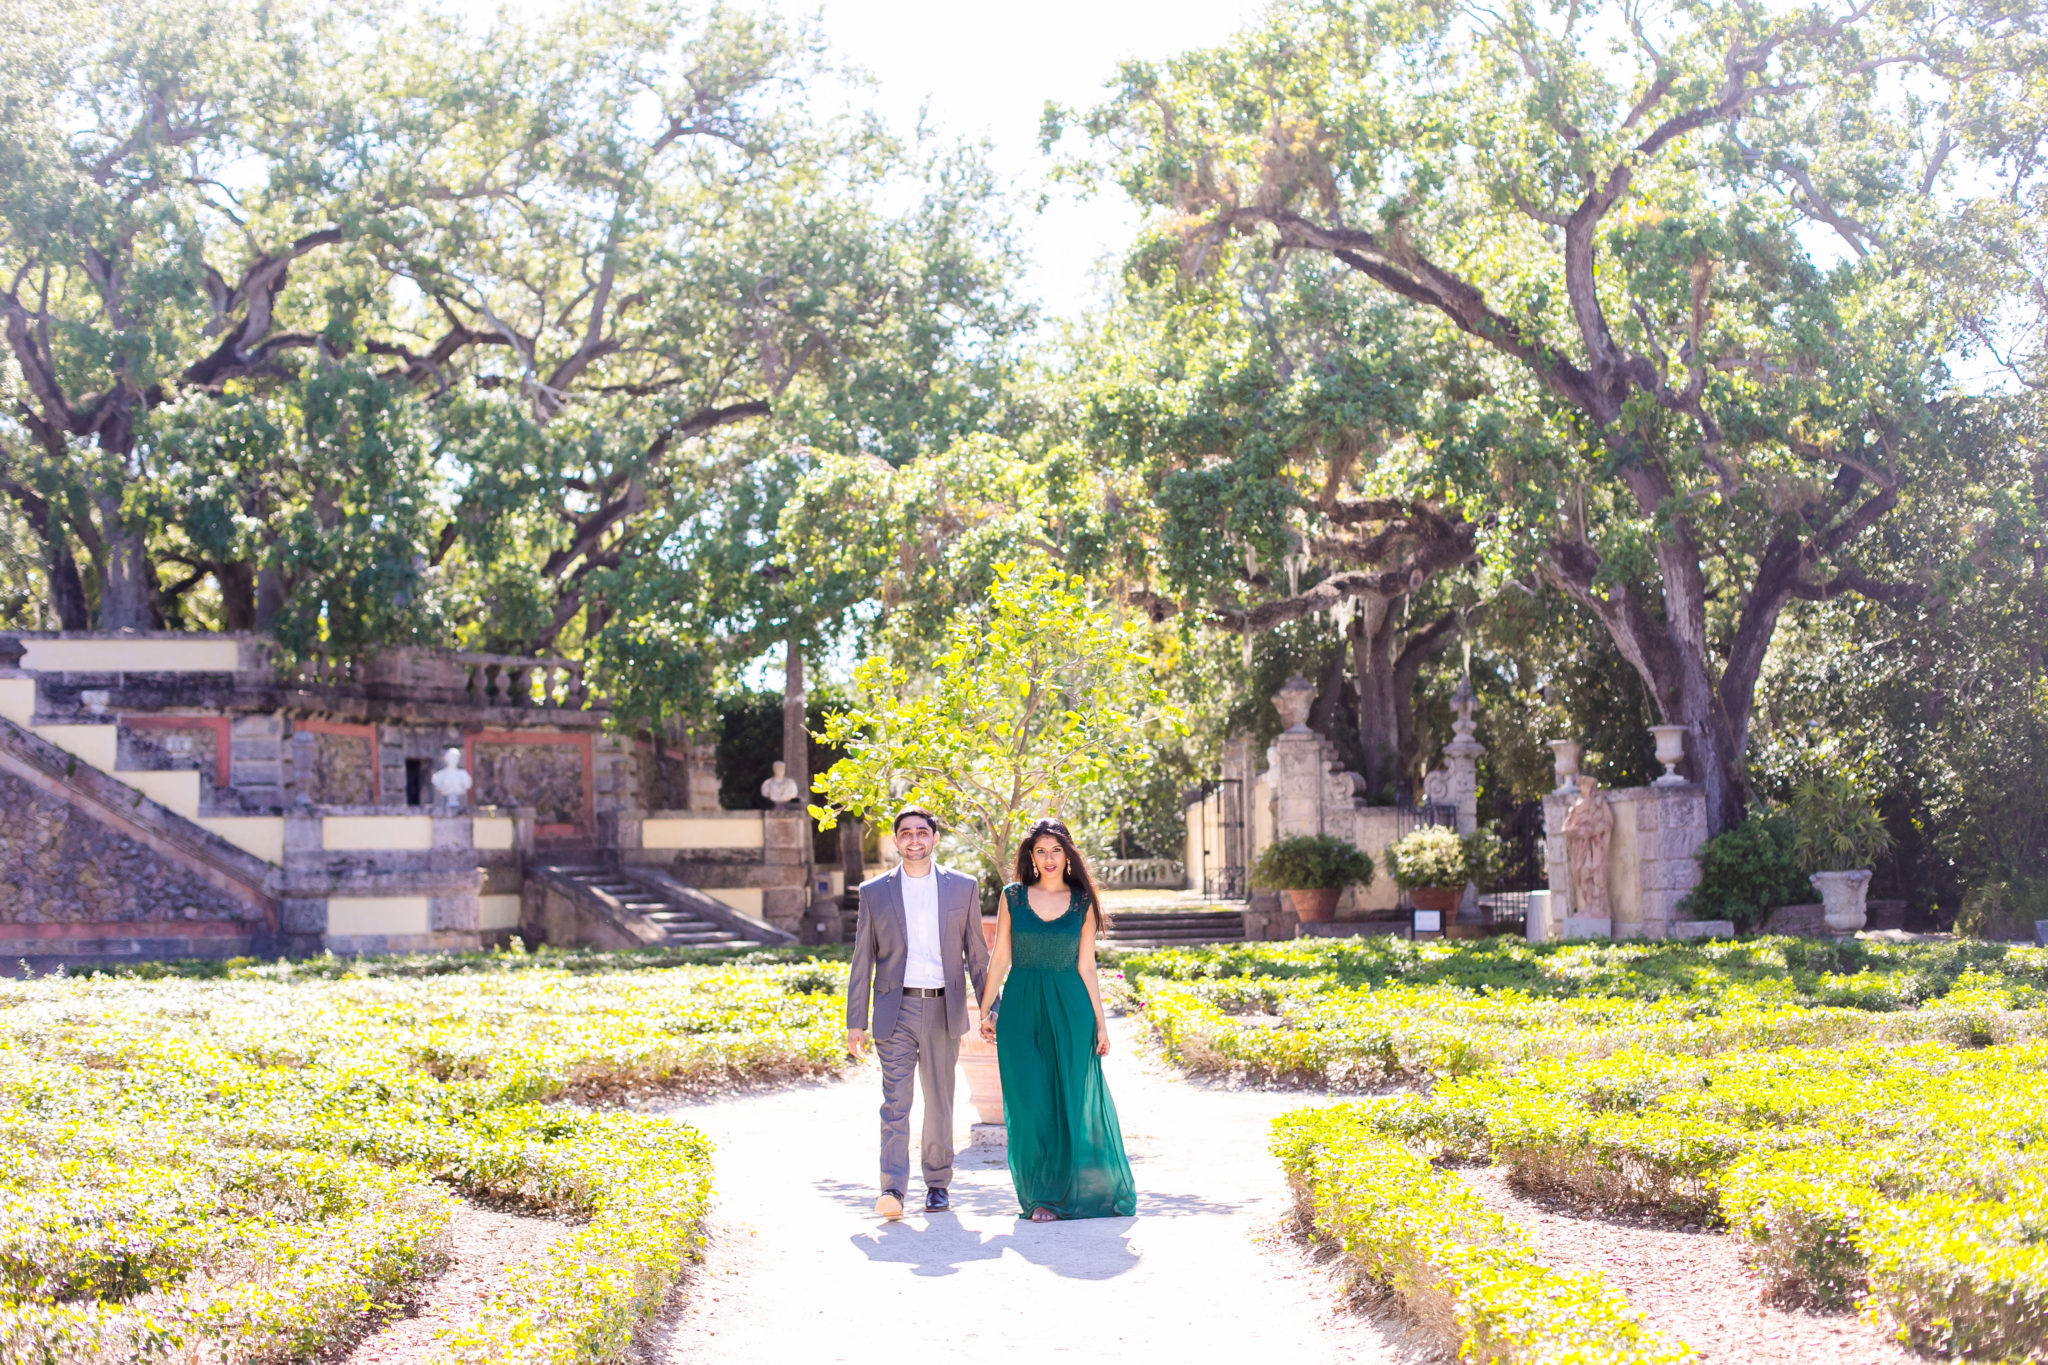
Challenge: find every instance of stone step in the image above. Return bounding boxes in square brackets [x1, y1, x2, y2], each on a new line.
[547, 863, 786, 950]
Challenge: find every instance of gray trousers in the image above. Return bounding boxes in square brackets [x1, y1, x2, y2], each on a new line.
[876, 995, 958, 1193]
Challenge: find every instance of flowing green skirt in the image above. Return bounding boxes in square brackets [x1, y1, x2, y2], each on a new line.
[997, 966, 1137, 1219]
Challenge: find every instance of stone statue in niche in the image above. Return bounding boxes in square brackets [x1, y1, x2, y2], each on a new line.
[431, 748, 472, 812]
[1562, 773, 1613, 918]
[761, 759, 800, 809]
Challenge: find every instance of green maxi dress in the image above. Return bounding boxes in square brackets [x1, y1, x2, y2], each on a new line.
[996, 881, 1137, 1220]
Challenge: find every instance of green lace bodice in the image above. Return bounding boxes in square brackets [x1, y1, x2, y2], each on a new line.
[1004, 881, 1082, 973]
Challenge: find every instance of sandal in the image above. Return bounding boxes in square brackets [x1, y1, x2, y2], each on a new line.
[1029, 1207, 1058, 1223]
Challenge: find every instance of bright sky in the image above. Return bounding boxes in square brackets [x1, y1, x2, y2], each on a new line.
[809, 0, 1269, 321]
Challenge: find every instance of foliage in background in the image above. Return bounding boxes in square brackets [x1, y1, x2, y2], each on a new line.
[1680, 813, 1811, 932]
[1072, 251, 1486, 801]
[713, 691, 848, 813]
[1251, 835, 1374, 893]
[1955, 880, 2048, 944]
[1748, 405, 2047, 915]
[812, 562, 1183, 880]
[0, 0, 1023, 732]
[1057, 0, 2048, 836]
[1790, 772, 1896, 874]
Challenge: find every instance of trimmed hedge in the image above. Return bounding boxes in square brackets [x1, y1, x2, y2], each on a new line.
[1273, 1105, 1689, 1364]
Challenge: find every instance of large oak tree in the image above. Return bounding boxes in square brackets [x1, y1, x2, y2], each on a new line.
[0, 0, 1021, 698]
[1054, 0, 2046, 831]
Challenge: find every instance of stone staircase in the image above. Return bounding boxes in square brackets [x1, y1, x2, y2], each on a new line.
[0, 672, 281, 865]
[0, 713, 281, 969]
[536, 864, 790, 949]
[1101, 909, 1247, 949]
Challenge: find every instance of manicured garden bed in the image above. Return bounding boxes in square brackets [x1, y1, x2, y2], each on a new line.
[1121, 938, 2048, 1363]
[0, 954, 848, 1363]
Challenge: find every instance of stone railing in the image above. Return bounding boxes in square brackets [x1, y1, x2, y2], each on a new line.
[457, 653, 587, 709]
[1096, 857, 1186, 890]
[289, 648, 593, 711]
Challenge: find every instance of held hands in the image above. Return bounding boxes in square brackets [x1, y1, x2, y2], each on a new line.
[845, 1028, 867, 1060]
[978, 1013, 997, 1044]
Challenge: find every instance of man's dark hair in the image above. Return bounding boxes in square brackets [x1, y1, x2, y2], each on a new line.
[891, 805, 939, 835]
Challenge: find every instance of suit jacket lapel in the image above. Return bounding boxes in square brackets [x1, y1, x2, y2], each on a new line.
[885, 867, 907, 945]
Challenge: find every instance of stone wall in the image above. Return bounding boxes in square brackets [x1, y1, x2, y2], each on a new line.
[1541, 784, 1708, 938]
[473, 741, 584, 827]
[314, 730, 377, 804]
[0, 767, 260, 930]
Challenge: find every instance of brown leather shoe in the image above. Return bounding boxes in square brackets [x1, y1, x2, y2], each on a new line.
[875, 1190, 904, 1220]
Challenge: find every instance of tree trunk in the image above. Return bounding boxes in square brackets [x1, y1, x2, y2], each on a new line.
[782, 638, 808, 812]
[45, 542, 89, 630]
[93, 493, 159, 631]
[1391, 609, 1463, 791]
[1348, 601, 1401, 802]
[214, 561, 258, 631]
[255, 564, 287, 631]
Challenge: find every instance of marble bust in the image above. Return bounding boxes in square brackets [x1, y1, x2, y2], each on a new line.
[430, 747, 472, 812]
[761, 760, 800, 809]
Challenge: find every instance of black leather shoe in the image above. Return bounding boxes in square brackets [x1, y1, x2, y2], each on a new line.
[875, 1189, 904, 1219]
[925, 1187, 950, 1212]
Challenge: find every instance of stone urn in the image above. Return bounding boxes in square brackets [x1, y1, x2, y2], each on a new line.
[1810, 870, 1873, 934]
[1649, 725, 1689, 786]
[1273, 674, 1317, 732]
[1548, 739, 1583, 793]
[960, 1002, 1003, 1124]
[1284, 888, 1341, 923]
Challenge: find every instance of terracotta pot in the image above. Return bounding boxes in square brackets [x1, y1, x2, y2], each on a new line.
[960, 1002, 1003, 1124]
[980, 914, 999, 950]
[1409, 886, 1462, 914]
[1285, 887, 1342, 923]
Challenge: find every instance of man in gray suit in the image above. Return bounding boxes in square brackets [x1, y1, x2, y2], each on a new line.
[846, 806, 990, 1220]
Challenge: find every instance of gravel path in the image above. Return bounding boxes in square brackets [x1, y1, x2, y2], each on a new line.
[638, 1017, 1428, 1364]
[1458, 1167, 1916, 1364]
[340, 1204, 570, 1364]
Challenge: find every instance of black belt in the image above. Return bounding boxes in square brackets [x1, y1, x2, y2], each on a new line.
[901, 986, 946, 998]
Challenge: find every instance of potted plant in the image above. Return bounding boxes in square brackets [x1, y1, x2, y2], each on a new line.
[1790, 772, 1893, 934]
[1386, 825, 1474, 914]
[1250, 834, 1375, 923]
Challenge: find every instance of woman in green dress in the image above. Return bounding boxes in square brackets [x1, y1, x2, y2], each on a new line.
[976, 818, 1137, 1221]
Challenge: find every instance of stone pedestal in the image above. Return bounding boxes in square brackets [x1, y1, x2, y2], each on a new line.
[1542, 784, 1708, 939]
[760, 808, 812, 937]
[685, 741, 721, 812]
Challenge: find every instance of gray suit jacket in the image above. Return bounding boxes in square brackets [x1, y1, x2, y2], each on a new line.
[846, 863, 990, 1040]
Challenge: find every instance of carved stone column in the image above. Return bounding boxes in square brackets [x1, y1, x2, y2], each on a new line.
[1423, 676, 1485, 835]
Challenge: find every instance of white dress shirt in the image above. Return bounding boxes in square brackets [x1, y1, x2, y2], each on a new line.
[900, 866, 945, 989]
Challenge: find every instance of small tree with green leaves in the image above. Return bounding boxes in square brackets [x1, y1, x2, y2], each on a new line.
[811, 562, 1183, 882]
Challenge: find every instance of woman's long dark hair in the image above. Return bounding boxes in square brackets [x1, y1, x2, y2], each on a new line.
[1011, 818, 1106, 931]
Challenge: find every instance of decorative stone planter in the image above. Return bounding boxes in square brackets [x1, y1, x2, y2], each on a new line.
[1649, 724, 1689, 786]
[1548, 739, 1583, 793]
[1284, 888, 1341, 923]
[1409, 886, 1462, 914]
[960, 1002, 1003, 1124]
[1810, 869, 1873, 934]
